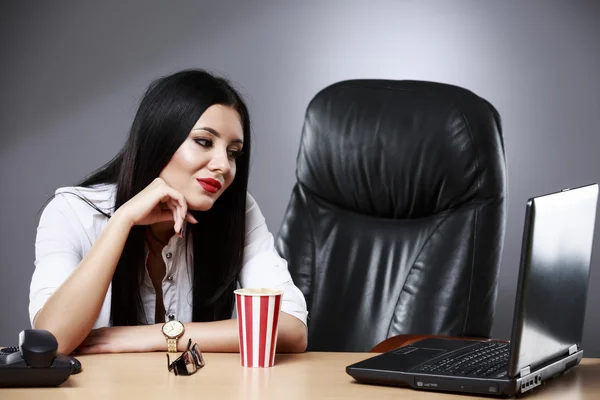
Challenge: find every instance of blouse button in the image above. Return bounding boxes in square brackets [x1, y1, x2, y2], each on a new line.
[165, 252, 173, 259]
[167, 275, 174, 282]
[168, 314, 175, 320]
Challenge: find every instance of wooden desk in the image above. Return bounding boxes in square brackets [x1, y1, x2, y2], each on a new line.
[2, 352, 599, 399]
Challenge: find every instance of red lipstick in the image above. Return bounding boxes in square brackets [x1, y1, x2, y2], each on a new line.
[197, 178, 222, 193]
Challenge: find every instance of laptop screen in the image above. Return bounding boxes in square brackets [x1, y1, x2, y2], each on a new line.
[507, 184, 598, 377]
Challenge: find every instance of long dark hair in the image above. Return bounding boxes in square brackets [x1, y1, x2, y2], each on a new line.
[79, 69, 251, 325]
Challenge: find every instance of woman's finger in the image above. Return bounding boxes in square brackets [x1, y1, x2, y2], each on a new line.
[170, 199, 182, 223]
[169, 199, 183, 235]
[165, 201, 179, 232]
[172, 189, 187, 214]
[163, 186, 187, 217]
[150, 183, 188, 234]
[186, 212, 199, 224]
[178, 197, 187, 225]
[156, 209, 174, 223]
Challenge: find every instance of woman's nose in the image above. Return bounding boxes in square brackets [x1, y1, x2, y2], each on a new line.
[208, 150, 230, 174]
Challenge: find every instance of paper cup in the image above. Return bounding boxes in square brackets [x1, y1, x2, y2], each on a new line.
[234, 288, 283, 368]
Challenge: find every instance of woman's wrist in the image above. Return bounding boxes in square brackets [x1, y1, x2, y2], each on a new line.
[146, 324, 167, 352]
[110, 208, 135, 230]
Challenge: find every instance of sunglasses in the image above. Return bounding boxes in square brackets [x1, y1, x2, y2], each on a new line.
[167, 338, 205, 376]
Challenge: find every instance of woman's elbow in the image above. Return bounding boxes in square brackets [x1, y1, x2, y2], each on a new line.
[293, 330, 308, 353]
[282, 321, 308, 353]
[33, 317, 81, 355]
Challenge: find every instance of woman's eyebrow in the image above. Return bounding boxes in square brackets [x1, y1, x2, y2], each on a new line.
[193, 127, 243, 144]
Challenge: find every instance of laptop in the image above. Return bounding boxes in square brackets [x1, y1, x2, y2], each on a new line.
[346, 183, 599, 397]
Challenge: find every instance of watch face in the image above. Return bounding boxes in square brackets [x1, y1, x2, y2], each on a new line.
[162, 320, 184, 338]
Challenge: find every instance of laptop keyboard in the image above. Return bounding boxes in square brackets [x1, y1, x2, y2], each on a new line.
[410, 342, 510, 378]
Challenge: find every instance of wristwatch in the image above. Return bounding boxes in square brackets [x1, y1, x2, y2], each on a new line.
[161, 320, 185, 353]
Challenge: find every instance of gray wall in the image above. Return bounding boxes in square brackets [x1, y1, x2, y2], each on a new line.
[1, 0, 599, 355]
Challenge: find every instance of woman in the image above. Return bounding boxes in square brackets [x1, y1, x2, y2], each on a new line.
[29, 69, 308, 355]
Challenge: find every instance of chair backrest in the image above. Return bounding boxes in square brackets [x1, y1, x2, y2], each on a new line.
[276, 80, 507, 352]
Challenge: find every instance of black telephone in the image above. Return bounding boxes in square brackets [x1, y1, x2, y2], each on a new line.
[0, 329, 80, 387]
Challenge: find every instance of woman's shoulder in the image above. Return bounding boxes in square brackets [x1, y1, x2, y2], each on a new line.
[47, 183, 116, 218]
[37, 184, 115, 240]
[244, 192, 268, 231]
[245, 192, 262, 215]
[246, 192, 257, 207]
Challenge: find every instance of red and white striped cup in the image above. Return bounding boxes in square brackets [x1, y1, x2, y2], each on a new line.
[234, 288, 283, 368]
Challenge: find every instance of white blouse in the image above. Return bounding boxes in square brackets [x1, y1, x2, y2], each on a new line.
[29, 184, 308, 328]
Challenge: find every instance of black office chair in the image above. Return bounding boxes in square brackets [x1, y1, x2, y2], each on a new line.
[275, 80, 507, 352]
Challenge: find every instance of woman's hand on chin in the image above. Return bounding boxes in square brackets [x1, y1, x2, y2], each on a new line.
[114, 177, 198, 237]
[73, 325, 165, 354]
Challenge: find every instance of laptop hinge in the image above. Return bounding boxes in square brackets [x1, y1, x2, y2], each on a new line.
[569, 344, 578, 355]
[520, 366, 530, 377]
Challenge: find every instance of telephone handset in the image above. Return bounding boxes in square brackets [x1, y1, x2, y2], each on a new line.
[0, 329, 79, 387]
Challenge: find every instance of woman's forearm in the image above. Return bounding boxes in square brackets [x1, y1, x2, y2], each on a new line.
[33, 210, 133, 354]
[75, 312, 308, 354]
[171, 313, 307, 353]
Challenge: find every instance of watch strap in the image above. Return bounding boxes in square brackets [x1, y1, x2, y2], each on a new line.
[167, 338, 178, 353]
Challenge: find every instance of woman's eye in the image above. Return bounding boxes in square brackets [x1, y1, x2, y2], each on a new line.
[227, 150, 243, 160]
[194, 138, 212, 148]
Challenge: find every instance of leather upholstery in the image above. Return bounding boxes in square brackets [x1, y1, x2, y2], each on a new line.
[276, 80, 507, 352]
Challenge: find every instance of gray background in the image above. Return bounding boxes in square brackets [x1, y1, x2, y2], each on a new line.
[1, 0, 599, 355]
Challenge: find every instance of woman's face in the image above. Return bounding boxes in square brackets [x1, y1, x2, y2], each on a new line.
[160, 104, 244, 211]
